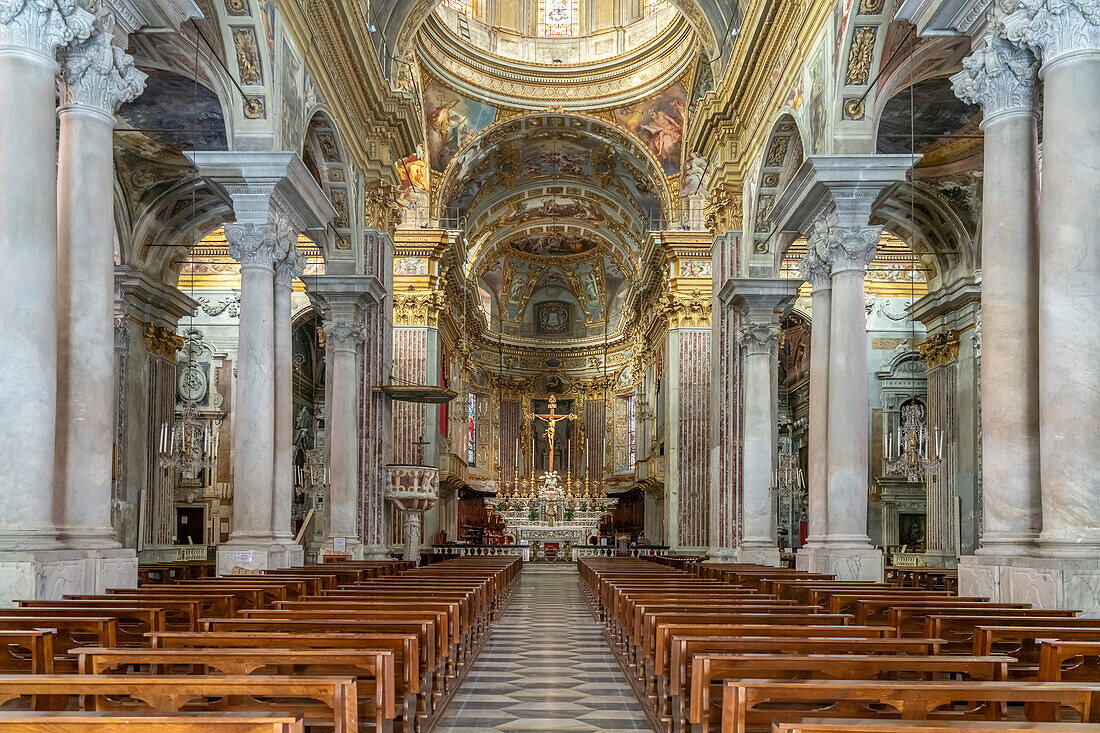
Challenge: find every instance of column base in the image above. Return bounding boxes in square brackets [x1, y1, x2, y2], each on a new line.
[706, 547, 739, 563]
[959, 554, 1100, 616]
[361, 544, 391, 561]
[798, 545, 883, 581]
[271, 537, 304, 568]
[736, 544, 781, 566]
[0, 547, 137, 606]
[216, 540, 295, 575]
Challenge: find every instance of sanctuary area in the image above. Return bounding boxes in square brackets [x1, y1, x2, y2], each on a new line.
[0, 0, 1097, 728]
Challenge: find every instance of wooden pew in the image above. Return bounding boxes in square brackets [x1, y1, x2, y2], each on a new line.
[927, 616, 1100, 653]
[76, 646, 396, 733]
[1040, 641, 1100, 682]
[0, 711, 304, 732]
[17, 599, 201, 632]
[0, 608, 164, 646]
[772, 719, 1095, 732]
[718, 679, 1100, 733]
[0, 631, 54, 674]
[0, 674, 357, 733]
[974, 627, 1100, 678]
[148, 631, 421, 727]
[690, 654, 1012, 733]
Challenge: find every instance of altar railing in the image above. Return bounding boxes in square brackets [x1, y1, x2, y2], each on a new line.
[571, 546, 669, 560]
[430, 545, 530, 561]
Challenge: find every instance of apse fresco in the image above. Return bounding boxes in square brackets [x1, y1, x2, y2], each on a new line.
[508, 231, 599, 256]
[424, 80, 497, 170]
[614, 82, 687, 175]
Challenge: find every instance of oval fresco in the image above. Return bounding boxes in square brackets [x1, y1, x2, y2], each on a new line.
[508, 232, 599, 257]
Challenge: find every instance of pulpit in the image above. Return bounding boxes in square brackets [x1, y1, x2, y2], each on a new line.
[384, 465, 439, 562]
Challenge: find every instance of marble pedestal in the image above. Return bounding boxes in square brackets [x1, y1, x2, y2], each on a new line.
[796, 545, 884, 581]
[737, 546, 782, 566]
[0, 548, 137, 606]
[216, 541, 297, 575]
[959, 555, 1100, 617]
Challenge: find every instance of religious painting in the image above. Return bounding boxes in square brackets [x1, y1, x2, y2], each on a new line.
[519, 137, 596, 178]
[505, 196, 604, 225]
[394, 256, 428, 276]
[395, 149, 430, 224]
[509, 232, 598, 256]
[679, 259, 712, 278]
[504, 260, 534, 319]
[898, 512, 926, 550]
[574, 260, 603, 321]
[424, 80, 497, 171]
[536, 301, 571, 336]
[613, 82, 687, 175]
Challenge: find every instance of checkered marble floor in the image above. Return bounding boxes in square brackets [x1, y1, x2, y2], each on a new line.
[434, 565, 652, 733]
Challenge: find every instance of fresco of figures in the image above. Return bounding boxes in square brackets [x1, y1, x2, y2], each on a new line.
[613, 82, 687, 175]
[424, 80, 497, 170]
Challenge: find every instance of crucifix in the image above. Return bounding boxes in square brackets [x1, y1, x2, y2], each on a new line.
[412, 437, 430, 466]
[532, 395, 576, 474]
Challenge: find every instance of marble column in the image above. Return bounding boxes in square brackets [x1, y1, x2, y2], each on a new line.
[55, 20, 144, 558]
[738, 323, 782, 564]
[0, 0, 93, 557]
[951, 31, 1042, 558]
[301, 275, 379, 560]
[729, 279, 801, 566]
[960, 2, 1100, 613]
[324, 318, 366, 557]
[795, 248, 831, 572]
[1002, 1, 1100, 554]
[816, 214, 886, 580]
[272, 247, 305, 565]
[187, 152, 335, 572]
[220, 221, 291, 571]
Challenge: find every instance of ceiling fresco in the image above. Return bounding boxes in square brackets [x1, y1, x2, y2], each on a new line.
[507, 231, 600, 257]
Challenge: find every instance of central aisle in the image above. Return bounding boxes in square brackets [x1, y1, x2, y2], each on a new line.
[436, 564, 652, 733]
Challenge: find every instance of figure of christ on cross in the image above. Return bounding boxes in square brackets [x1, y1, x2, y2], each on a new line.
[533, 395, 577, 474]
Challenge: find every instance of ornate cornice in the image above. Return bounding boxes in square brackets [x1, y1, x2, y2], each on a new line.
[951, 30, 1039, 123]
[917, 329, 962, 369]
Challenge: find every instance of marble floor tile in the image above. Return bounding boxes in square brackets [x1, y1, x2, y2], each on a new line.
[434, 566, 653, 733]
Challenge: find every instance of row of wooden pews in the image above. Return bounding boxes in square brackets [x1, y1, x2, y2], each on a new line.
[579, 556, 1100, 733]
[0, 555, 519, 732]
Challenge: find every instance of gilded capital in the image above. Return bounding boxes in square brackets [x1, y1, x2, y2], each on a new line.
[393, 289, 446, 327]
[659, 289, 712, 328]
[704, 185, 743, 236]
[364, 181, 403, 235]
[917, 329, 962, 369]
[140, 321, 184, 361]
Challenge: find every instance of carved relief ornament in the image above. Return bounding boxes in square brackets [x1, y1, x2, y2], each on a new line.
[364, 181, 403, 235]
[917, 330, 962, 369]
[57, 18, 146, 112]
[0, 0, 95, 57]
[140, 321, 184, 361]
[1000, 0, 1100, 65]
[659, 289, 712, 328]
[704, 185, 744, 235]
[394, 289, 446, 327]
[951, 30, 1039, 121]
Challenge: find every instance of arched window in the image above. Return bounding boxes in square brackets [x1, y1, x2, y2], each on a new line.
[537, 0, 580, 36]
[442, 0, 472, 14]
[643, 0, 671, 16]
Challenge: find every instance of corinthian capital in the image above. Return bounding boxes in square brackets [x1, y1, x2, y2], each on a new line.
[225, 219, 296, 268]
[0, 0, 95, 58]
[809, 212, 880, 274]
[1000, 0, 1100, 65]
[738, 322, 780, 353]
[798, 237, 832, 292]
[951, 31, 1038, 122]
[323, 319, 365, 350]
[58, 17, 146, 113]
[274, 244, 307, 288]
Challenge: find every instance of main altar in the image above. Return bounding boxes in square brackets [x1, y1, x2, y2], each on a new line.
[493, 395, 616, 547]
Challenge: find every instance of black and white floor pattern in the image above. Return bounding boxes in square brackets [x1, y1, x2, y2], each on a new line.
[435, 564, 652, 733]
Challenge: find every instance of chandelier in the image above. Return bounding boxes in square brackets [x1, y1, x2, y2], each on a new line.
[158, 399, 207, 480]
[886, 402, 941, 483]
